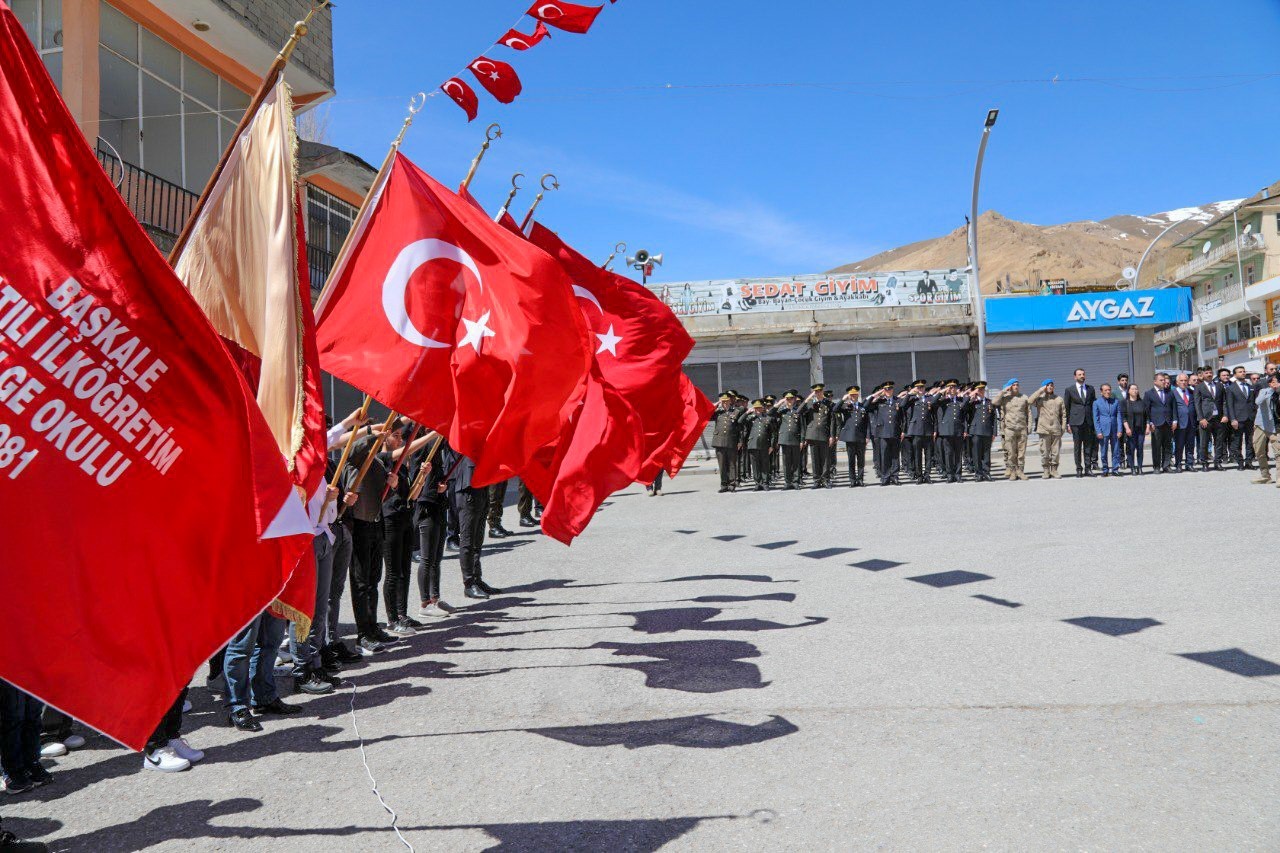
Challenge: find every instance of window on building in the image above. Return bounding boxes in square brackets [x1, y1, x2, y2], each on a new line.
[12, 0, 63, 89]
[304, 185, 357, 289]
[1204, 329, 1218, 350]
[97, 1, 248, 191]
[1246, 264, 1256, 286]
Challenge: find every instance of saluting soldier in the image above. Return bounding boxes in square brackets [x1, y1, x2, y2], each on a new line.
[965, 381, 998, 481]
[903, 380, 939, 484]
[993, 378, 1031, 481]
[711, 393, 748, 493]
[774, 390, 806, 489]
[867, 383, 884, 480]
[763, 394, 781, 486]
[800, 383, 837, 488]
[935, 379, 966, 483]
[837, 385, 869, 487]
[743, 400, 775, 491]
[866, 381, 906, 485]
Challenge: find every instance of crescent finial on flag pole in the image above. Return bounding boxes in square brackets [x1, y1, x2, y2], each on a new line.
[460, 123, 503, 191]
[602, 241, 626, 269]
[521, 173, 560, 230]
[497, 172, 525, 220]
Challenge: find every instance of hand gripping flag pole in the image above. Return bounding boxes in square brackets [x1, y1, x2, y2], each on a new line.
[337, 410, 401, 520]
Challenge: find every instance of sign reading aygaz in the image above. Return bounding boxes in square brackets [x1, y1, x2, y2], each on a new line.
[651, 269, 972, 317]
[985, 288, 1193, 333]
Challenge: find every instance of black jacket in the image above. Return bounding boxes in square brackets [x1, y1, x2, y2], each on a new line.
[1225, 381, 1257, 421]
[837, 400, 869, 442]
[1142, 387, 1177, 428]
[1064, 383, 1096, 427]
[965, 397, 998, 437]
[1195, 380, 1226, 421]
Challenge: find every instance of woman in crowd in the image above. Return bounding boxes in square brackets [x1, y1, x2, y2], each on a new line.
[1121, 384, 1148, 473]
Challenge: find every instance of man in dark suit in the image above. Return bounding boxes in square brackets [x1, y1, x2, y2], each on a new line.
[1225, 365, 1258, 469]
[964, 382, 998, 481]
[866, 381, 905, 485]
[1063, 368, 1097, 477]
[1195, 367, 1229, 470]
[1170, 372, 1197, 472]
[1142, 373, 1177, 473]
[837, 385, 869, 487]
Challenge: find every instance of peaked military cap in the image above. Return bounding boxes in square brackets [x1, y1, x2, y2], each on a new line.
[810, 383, 825, 391]
[846, 385, 860, 393]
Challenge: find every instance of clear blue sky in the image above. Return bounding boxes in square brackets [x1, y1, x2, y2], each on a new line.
[324, 1, 1280, 282]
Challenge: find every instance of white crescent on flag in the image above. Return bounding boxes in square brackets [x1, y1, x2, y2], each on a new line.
[382, 239, 483, 349]
[443, 80, 467, 103]
[537, 3, 565, 18]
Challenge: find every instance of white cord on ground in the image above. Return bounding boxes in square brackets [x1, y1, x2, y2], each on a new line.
[349, 682, 415, 851]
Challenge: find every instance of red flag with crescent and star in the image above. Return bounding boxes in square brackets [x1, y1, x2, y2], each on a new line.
[498, 20, 551, 51]
[669, 373, 716, 477]
[440, 77, 478, 121]
[528, 223, 702, 480]
[467, 57, 523, 104]
[526, 1, 604, 33]
[314, 153, 592, 486]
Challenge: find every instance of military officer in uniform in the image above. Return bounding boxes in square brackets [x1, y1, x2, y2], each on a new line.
[800, 383, 837, 488]
[866, 381, 905, 485]
[774, 390, 805, 489]
[935, 379, 966, 483]
[903, 380, 939, 484]
[763, 394, 780, 486]
[993, 378, 1031, 480]
[965, 381, 997, 481]
[711, 393, 748, 492]
[837, 385, 869, 486]
[867, 383, 884, 480]
[742, 400, 775, 491]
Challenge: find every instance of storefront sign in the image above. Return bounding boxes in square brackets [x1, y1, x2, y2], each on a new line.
[1249, 332, 1280, 359]
[652, 269, 971, 317]
[1218, 339, 1250, 357]
[985, 288, 1192, 333]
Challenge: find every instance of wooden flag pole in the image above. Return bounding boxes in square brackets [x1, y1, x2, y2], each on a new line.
[380, 424, 422, 501]
[167, 1, 331, 265]
[317, 394, 373, 519]
[337, 410, 399, 519]
[519, 173, 560, 231]
[495, 173, 524, 221]
[460, 123, 503, 192]
[407, 435, 446, 502]
[313, 92, 426, 311]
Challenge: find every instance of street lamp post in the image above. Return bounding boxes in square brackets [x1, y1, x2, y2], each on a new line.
[968, 109, 998, 382]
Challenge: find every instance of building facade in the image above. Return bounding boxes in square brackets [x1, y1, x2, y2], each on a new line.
[1155, 180, 1280, 373]
[15, 0, 377, 419]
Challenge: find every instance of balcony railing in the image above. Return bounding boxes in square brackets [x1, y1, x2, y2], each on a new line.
[308, 245, 337, 293]
[1193, 281, 1244, 315]
[95, 140, 198, 238]
[1174, 232, 1266, 282]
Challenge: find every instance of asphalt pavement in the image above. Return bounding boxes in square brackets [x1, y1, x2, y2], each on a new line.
[6, 443, 1280, 852]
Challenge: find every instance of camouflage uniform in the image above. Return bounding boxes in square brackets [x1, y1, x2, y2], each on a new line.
[1029, 385, 1067, 479]
[994, 384, 1031, 480]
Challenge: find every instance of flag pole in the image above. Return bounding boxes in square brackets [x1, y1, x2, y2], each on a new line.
[380, 423, 422, 501]
[495, 173, 524, 220]
[317, 394, 373, 520]
[520, 173, 560, 231]
[460, 123, 503, 191]
[338, 410, 400, 520]
[601, 241, 627, 270]
[167, 0, 331, 265]
[313, 92, 426, 311]
[407, 435, 446, 501]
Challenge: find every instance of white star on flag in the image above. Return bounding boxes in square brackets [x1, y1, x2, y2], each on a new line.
[595, 324, 623, 356]
[459, 311, 496, 353]
[489, 71, 500, 81]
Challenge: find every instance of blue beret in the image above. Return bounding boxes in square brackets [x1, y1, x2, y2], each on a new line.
[1042, 379, 1053, 387]
[1003, 378, 1019, 389]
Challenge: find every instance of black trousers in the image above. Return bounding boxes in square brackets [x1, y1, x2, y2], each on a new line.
[146, 687, 187, 751]
[845, 441, 865, 483]
[0, 680, 42, 784]
[1230, 421, 1255, 463]
[1173, 426, 1195, 468]
[970, 435, 993, 479]
[456, 487, 489, 586]
[1150, 423, 1173, 470]
[381, 511, 414, 622]
[808, 441, 831, 486]
[414, 501, 447, 603]
[715, 447, 738, 490]
[780, 445, 802, 487]
[486, 479, 509, 527]
[517, 480, 542, 518]
[870, 436, 882, 478]
[940, 436, 963, 480]
[879, 437, 901, 483]
[41, 706, 72, 743]
[908, 436, 931, 481]
[1072, 426, 1096, 472]
[348, 518, 383, 639]
[1200, 420, 1228, 465]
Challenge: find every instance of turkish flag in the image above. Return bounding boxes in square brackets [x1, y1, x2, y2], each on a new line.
[468, 57, 522, 104]
[668, 373, 715, 476]
[529, 223, 698, 481]
[440, 77, 478, 121]
[498, 20, 551, 51]
[315, 153, 592, 486]
[0, 5, 309, 750]
[526, 1, 604, 33]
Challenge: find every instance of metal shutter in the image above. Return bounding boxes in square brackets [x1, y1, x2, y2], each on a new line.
[859, 351, 913, 389]
[684, 364, 719, 400]
[762, 359, 811, 396]
[915, 349, 970, 383]
[822, 354, 858, 391]
[719, 361, 760, 397]
[985, 343, 1133, 393]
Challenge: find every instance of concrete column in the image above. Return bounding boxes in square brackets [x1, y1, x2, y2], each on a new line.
[61, 0, 100, 141]
[1133, 328, 1155, 383]
[809, 329, 823, 385]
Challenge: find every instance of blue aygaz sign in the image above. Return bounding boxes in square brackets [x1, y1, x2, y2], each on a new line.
[984, 288, 1192, 333]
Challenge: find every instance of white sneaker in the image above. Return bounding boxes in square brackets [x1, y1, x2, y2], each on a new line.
[142, 746, 190, 773]
[417, 602, 449, 619]
[39, 742, 67, 758]
[168, 738, 204, 763]
[182, 699, 193, 713]
[64, 734, 85, 749]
